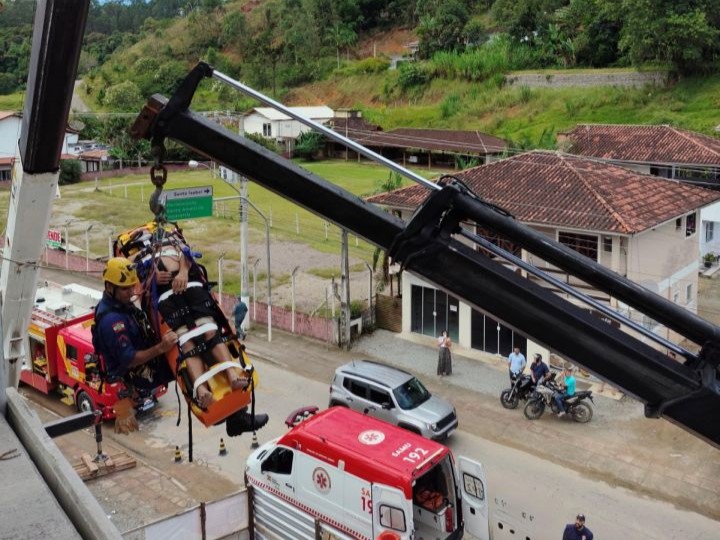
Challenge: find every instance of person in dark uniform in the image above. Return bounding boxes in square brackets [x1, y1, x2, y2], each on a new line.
[562, 513, 594, 540]
[94, 257, 177, 433]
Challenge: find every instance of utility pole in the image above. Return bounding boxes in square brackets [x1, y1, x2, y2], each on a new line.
[341, 229, 351, 350]
[240, 174, 250, 336]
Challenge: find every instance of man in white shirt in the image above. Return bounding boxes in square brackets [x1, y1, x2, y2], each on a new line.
[507, 346, 526, 381]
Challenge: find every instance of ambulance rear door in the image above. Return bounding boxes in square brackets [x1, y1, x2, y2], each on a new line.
[371, 484, 413, 540]
[457, 456, 490, 540]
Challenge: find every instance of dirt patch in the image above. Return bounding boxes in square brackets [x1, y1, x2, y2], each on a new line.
[355, 27, 417, 58]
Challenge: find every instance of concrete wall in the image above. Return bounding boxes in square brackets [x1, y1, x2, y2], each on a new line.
[700, 202, 720, 256]
[506, 70, 668, 88]
[0, 116, 21, 160]
[627, 219, 699, 317]
[243, 114, 331, 140]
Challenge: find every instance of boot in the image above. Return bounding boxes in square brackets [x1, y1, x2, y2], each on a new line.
[225, 410, 269, 437]
[114, 398, 139, 434]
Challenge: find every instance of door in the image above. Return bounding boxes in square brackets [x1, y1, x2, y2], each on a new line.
[457, 456, 490, 540]
[371, 484, 413, 540]
[366, 384, 396, 424]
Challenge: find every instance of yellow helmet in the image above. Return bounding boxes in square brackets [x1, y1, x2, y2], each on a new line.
[103, 257, 139, 287]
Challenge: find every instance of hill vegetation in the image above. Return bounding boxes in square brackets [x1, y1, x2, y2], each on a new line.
[1, 0, 719, 158]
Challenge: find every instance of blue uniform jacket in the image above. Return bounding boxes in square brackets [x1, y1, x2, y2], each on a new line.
[95, 294, 152, 379]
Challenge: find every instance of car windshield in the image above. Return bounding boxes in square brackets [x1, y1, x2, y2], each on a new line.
[393, 378, 431, 410]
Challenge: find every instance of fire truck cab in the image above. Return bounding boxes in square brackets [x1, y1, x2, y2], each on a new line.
[20, 282, 166, 419]
[246, 406, 489, 540]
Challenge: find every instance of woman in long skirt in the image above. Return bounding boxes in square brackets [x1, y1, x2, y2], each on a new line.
[437, 330, 452, 376]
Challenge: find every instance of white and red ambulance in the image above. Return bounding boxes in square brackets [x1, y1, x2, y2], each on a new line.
[245, 406, 489, 540]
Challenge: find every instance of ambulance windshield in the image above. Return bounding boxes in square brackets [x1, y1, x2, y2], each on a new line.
[393, 377, 431, 409]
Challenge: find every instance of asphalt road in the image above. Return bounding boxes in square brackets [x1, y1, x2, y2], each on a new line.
[23, 358, 720, 539]
[31, 267, 720, 538]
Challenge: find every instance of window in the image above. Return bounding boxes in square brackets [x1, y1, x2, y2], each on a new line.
[368, 386, 392, 406]
[66, 344, 78, 361]
[379, 505, 406, 532]
[475, 225, 521, 257]
[675, 217, 682, 232]
[603, 236, 612, 253]
[261, 448, 294, 475]
[343, 377, 368, 398]
[706, 222, 715, 242]
[262, 123, 272, 137]
[686, 213, 697, 237]
[686, 284, 693, 304]
[462, 473, 485, 501]
[0, 168, 11, 181]
[558, 232, 598, 261]
[393, 378, 431, 410]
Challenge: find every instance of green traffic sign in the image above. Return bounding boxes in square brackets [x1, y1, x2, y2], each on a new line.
[162, 186, 214, 221]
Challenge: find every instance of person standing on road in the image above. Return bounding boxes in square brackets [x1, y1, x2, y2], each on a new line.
[530, 353, 549, 386]
[507, 346, 526, 381]
[562, 513, 593, 540]
[437, 330, 452, 377]
[233, 296, 248, 340]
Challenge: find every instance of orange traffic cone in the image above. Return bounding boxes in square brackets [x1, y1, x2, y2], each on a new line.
[173, 445, 182, 463]
[219, 438, 228, 456]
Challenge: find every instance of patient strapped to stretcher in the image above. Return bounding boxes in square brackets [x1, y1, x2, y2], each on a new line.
[117, 222, 249, 410]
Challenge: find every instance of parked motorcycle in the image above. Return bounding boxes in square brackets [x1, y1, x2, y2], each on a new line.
[523, 374, 594, 423]
[500, 374, 535, 409]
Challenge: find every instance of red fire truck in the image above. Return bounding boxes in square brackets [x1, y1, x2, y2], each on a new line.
[19, 282, 167, 420]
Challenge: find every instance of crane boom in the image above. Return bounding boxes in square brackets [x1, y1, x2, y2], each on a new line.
[131, 66, 720, 448]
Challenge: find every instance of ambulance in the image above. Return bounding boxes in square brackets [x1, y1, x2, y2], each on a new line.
[245, 406, 489, 540]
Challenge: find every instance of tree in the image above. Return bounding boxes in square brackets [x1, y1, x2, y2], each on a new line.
[104, 80, 142, 110]
[619, 0, 720, 74]
[327, 23, 357, 67]
[417, 0, 470, 58]
[59, 160, 82, 185]
[293, 131, 325, 160]
[0, 72, 15, 95]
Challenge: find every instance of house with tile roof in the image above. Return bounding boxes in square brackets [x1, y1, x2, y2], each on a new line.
[242, 106, 335, 153]
[0, 111, 80, 181]
[560, 124, 720, 256]
[367, 151, 720, 360]
[347, 127, 508, 169]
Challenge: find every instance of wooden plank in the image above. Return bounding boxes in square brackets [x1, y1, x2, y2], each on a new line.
[80, 454, 99, 474]
[73, 452, 136, 482]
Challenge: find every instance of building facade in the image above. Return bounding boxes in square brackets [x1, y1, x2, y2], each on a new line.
[560, 124, 720, 256]
[368, 151, 720, 362]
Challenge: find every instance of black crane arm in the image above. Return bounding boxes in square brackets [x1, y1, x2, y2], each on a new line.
[131, 71, 720, 449]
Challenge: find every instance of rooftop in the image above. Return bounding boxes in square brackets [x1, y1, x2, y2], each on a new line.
[277, 407, 449, 497]
[247, 106, 334, 121]
[562, 124, 720, 166]
[367, 151, 720, 234]
[354, 127, 508, 155]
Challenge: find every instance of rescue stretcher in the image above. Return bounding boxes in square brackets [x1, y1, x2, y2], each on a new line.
[115, 221, 259, 428]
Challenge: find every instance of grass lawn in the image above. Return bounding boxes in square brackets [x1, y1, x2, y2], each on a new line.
[28, 159, 436, 293]
[0, 93, 24, 111]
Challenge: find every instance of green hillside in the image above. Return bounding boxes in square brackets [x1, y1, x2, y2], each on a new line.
[1, 0, 719, 154]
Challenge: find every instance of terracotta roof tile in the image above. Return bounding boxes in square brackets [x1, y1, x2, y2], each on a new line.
[79, 149, 108, 160]
[563, 124, 720, 165]
[367, 151, 720, 234]
[355, 128, 508, 155]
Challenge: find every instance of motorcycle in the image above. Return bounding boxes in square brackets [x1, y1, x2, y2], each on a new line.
[500, 374, 535, 409]
[523, 374, 594, 423]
